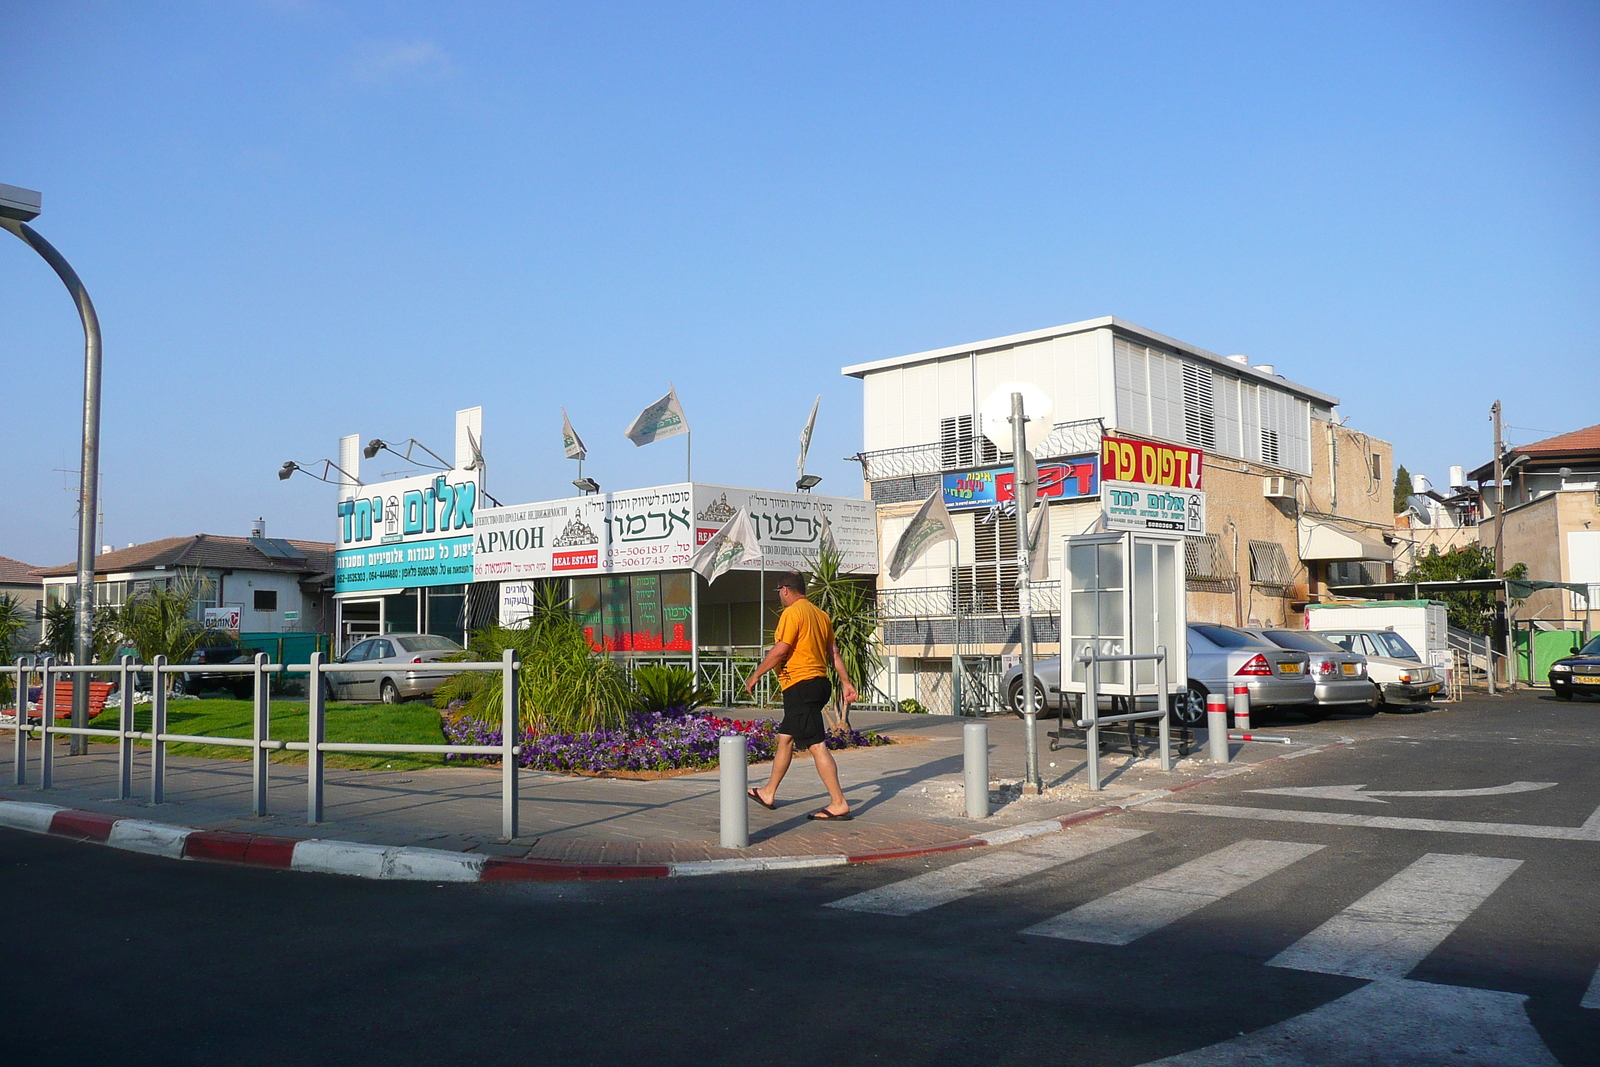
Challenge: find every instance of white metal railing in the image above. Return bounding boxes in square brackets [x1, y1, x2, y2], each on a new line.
[879, 581, 1062, 620]
[3, 651, 524, 838]
[855, 417, 1104, 481]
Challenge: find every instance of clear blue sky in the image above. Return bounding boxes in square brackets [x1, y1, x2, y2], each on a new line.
[3, 1, 1596, 566]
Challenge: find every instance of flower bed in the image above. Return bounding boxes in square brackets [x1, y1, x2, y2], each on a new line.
[441, 707, 890, 774]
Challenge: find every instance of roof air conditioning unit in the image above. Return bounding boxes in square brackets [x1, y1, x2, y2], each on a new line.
[1263, 476, 1294, 500]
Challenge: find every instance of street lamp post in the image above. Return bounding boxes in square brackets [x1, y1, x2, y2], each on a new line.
[3, 184, 102, 755]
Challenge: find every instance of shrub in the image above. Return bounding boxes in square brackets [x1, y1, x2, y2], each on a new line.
[898, 698, 926, 714]
[632, 665, 717, 713]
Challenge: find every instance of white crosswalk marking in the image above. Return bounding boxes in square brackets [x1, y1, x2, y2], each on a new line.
[824, 826, 1148, 916]
[1021, 839, 1324, 945]
[1268, 853, 1523, 979]
[1582, 961, 1600, 1010]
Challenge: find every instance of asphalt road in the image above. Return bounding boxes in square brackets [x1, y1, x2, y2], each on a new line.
[4, 693, 1598, 1066]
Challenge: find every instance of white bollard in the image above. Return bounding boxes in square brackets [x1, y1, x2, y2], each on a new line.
[1206, 693, 1230, 764]
[1233, 684, 1252, 732]
[719, 734, 749, 848]
[963, 720, 989, 819]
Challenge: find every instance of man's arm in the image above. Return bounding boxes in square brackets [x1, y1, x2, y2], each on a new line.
[828, 641, 858, 707]
[745, 641, 794, 694]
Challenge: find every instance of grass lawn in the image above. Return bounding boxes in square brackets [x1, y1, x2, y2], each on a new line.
[86, 699, 453, 771]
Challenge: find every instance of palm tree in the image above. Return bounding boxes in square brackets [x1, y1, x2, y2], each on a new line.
[0, 594, 26, 705]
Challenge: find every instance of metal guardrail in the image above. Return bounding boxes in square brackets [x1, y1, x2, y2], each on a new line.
[1075, 645, 1174, 791]
[854, 418, 1104, 481]
[3, 651, 524, 838]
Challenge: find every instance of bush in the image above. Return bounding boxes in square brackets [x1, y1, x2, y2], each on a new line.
[898, 698, 927, 714]
[632, 665, 717, 713]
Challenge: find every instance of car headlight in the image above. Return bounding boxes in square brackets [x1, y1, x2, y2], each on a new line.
[1551, 663, 1572, 673]
[1398, 674, 1412, 684]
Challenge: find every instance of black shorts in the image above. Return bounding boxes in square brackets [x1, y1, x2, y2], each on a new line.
[779, 676, 832, 749]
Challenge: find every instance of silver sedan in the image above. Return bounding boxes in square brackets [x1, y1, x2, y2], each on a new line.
[323, 634, 464, 704]
[1244, 628, 1374, 715]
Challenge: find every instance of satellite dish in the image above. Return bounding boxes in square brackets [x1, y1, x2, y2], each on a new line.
[980, 382, 1054, 453]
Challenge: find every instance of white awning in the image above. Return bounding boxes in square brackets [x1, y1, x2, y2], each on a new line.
[1298, 519, 1392, 561]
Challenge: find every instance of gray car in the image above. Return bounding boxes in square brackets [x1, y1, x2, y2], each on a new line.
[1244, 628, 1373, 714]
[324, 634, 464, 704]
[1000, 623, 1315, 728]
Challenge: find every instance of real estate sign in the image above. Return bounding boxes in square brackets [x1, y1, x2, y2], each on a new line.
[334, 467, 481, 594]
[473, 483, 876, 581]
[1101, 479, 1207, 536]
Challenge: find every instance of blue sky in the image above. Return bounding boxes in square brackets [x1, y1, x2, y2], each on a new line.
[2, 1, 1596, 566]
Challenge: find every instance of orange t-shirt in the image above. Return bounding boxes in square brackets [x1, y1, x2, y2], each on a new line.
[773, 597, 833, 690]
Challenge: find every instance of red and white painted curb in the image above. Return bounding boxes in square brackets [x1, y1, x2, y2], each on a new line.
[0, 741, 1346, 883]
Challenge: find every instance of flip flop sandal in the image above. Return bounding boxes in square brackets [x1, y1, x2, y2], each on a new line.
[807, 809, 853, 820]
[747, 788, 776, 811]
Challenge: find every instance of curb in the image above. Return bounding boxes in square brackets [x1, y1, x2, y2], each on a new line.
[0, 741, 1348, 884]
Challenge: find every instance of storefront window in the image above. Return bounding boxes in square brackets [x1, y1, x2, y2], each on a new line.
[425, 585, 465, 647]
[570, 578, 603, 650]
[660, 572, 693, 651]
[601, 576, 632, 651]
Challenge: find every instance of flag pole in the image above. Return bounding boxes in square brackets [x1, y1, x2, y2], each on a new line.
[686, 430, 692, 483]
[690, 571, 700, 680]
[952, 534, 963, 716]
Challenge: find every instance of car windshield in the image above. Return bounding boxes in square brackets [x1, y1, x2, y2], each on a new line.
[396, 635, 462, 652]
[1375, 632, 1421, 660]
[1580, 636, 1600, 656]
[1263, 630, 1345, 653]
[1192, 625, 1270, 649]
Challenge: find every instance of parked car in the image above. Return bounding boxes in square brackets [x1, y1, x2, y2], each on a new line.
[323, 634, 464, 704]
[1244, 628, 1373, 716]
[173, 645, 266, 700]
[1313, 628, 1441, 709]
[1548, 634, 1600, 700]
[999, 623, 1315, 728]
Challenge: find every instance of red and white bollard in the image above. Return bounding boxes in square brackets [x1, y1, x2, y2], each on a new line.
[1232, 684, 1252, 732]
[1206, 693, 1229, 763]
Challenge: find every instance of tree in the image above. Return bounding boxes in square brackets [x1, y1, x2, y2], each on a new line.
[0, 594, 26, 705]
[804, 538, 882, 731]
[1393, 465, 1414, 514]
[1403, 545, 1526, 634]
[434, 582, 632, 735]
[118, 580, 220, 688]
[41, 597, 122, 663]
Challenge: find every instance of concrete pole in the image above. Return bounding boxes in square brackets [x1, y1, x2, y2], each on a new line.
[1011, 393, 1042, 794]
[1206, 692, 1229, 764]
[1490, 401, 1503, 696]
[719, 734, 749, 847]
[963, 720, 989, 819]
[1232, 684, 1252, 732]
[2, 219, 102, 755]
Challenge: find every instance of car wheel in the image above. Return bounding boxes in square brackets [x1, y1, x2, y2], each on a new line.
[1172, 681, 1209, 728]
[1369, 683, 1386, 711]
[321, 676, 337, 704]
[380, 679, 402, 705]
[1006, 677, 1045, 718]
[1553, 687, 1572, 701]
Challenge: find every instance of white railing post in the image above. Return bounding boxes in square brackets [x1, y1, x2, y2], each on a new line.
[307, 652, 325, 825]
[1084, 648, 1101, 791]
[252, 652, 270, 816]
[1206, 692, 1229, 764]
[963, 720, 989, 819]
[39, 657, 54, 790]
[151, 655, 167, 803]
[12, 656, 29, 785]
[501, 648, 519, 841]
[1156, 645, 1172, 772]
[117, 654, 134, 800]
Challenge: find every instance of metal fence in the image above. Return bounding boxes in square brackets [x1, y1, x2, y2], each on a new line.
[3, 651, 524, 838]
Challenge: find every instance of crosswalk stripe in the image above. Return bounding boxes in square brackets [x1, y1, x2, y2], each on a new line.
[1582, 961, 1600, 1010]
[1268, 853, 1523, 979]
[824, 826, 1148, 916]
[1021, 839, 1324, 945]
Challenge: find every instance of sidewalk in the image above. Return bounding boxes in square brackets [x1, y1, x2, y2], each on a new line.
[0, 709, 1335, 874]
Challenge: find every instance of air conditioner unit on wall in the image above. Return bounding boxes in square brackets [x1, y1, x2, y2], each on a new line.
[1263, 476, 1295, 500]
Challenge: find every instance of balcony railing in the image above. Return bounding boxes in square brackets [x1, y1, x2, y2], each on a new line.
[878, 581, 1062, 620]
[853, 417, 1104, 481]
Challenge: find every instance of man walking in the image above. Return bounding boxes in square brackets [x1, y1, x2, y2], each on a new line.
[744, 571, 858, 819]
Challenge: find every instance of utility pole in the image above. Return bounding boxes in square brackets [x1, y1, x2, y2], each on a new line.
[1011, 393, 1042, 794]
[1489, 401, 1503, 696]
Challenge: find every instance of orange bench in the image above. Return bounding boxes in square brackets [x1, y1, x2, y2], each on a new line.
[39, 681, 115, 722]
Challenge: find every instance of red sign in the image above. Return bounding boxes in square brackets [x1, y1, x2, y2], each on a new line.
[1101, 435, 1204, 489]
[552, 549, 599, 571]
[994, 460, 1098, 504]
[696, 527, 719, 546]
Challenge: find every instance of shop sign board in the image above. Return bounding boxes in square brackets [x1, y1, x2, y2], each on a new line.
[1100, 435, 1203, 489]
[473, 482, 877, 581]
[204, 605, 242, 631]
[942, 454, 1099, 512]
[1101, 479, 1207, 536]
[334, 467, 481, 594]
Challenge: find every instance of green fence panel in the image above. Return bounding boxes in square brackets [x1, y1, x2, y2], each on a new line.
[237, 632, 332, 665]
[1516, 629, 1584, 684]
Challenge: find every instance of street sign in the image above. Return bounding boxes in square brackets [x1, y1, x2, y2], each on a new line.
[1101, 480, 1206, 536]
[283, 611, 299, 622]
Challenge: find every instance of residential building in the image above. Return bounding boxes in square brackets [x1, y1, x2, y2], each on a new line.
[35, 531, 335, 636]
[1470, 422, 1600, 627]
[1391, 469, 1483, 575]
[843, 315, 1396, 713]
[0, 554, 45, 649]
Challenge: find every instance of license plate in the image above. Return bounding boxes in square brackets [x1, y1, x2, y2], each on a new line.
[1424, 684, 1440, 694]
[1341, 663, 1357, 675]
[1279, 662, 1301, 674]
[1575, 676, 1600, 685]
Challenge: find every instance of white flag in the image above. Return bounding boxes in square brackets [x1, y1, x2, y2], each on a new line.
[689, 506, 760, 584]
[561, 407, 587, 461]
[813, 501, 837, 557]
[1024, 502, 1050, 582]
[797, 394, 820, 478]
[887, 492, 957, 581]
[624, 385, 689, 447]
